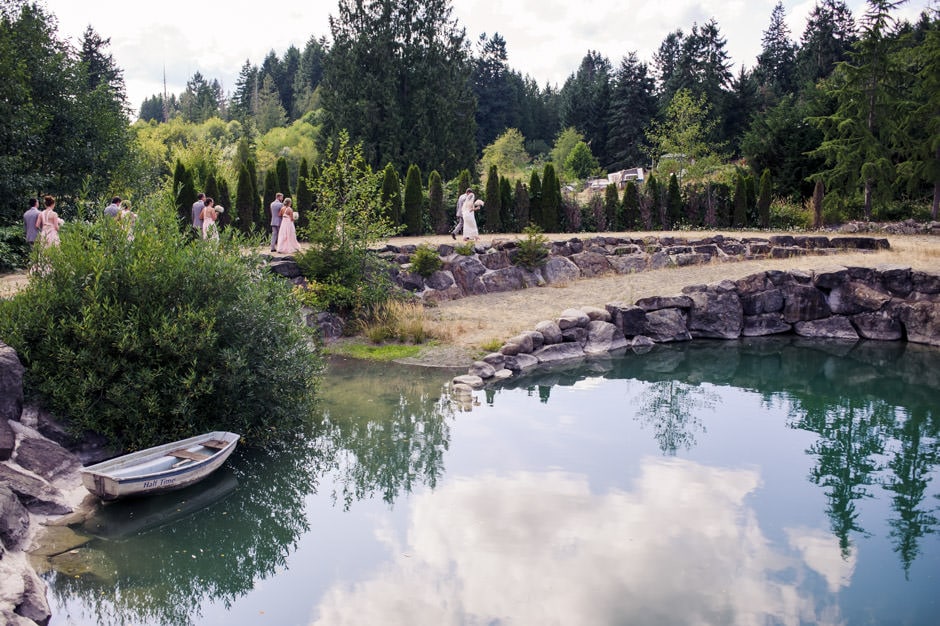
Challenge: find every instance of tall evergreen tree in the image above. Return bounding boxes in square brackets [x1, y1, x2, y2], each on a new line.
[230, 60, 259, 124]
[604, 184, 620, 232]
[528, 170, 542, 228]
[484, 165, 501, 232]
[606, 52, 657, 170]
[797, 0, 858, 85]
[473, 32, 515, 150]
[295, 158, 313, 230]
[262, 169, 278, 224]
[428, 170, 446, 234]
[322, 0, 476, 178]
[381, 163, 402, 226]
[236, 164, 255, 234]
[276, 157, 291, 199]
[403, 164, 424, 236]
[758, 168, 773, 228]
[540, 163, 561, 232]
[514, 180, 529, 231]
[204, 173, 220, 208]
[217, 178, 232, 229]
[809, 0, 907, 219]
[667, 173, 683, 227]
[499, 176, 513, 232]
[644, 173, 661, 229]
[733, 171, 747, 227]
[559, 51, 612, 166]
[622, 181, 640, 230]
[754, 2, 798, 108]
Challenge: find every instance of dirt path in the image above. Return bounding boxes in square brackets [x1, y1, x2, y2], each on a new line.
[384, 231, 940, 367]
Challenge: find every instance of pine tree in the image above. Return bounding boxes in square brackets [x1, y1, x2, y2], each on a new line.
[754, 2, 797, 108]
[428, 171, 446, 234]
[172, 159, 189, 227]
[485, 165, 501, 232]
[758, 169, 772, 229]
[403, 164, 424, 236]
[541, 163, 561, 232]
[218, 178, 232, 229]
[559, 51, 612, 166]
[604, 184, 620, 232]
[606, 52, 657, 170]
[528, 171, 542, 229]
[381, 163, 403, 226]
[644, 173, 660, 230]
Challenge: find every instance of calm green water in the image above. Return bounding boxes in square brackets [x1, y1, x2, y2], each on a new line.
[46, 339, 940, 625]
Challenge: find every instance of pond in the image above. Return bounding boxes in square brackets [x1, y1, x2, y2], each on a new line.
[45, 338, 940, 625]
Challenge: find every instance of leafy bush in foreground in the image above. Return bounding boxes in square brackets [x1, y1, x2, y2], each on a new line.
[0, 197, 322, 450]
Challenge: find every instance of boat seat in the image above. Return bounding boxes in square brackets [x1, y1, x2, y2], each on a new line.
[201, 439, 230, 450]
[168, 449, 211, 461]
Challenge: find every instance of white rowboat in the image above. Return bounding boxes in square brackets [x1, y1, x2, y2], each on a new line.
[81, 431, 240, 501]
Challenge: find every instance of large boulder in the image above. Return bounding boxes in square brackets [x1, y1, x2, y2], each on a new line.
[541, 256, 581, 285]
[0, 342, 24, 424]
[569, 251, 612, 278]
[468, 361, 496, 380]
[531, 342, 585, 364]
[742, 313, 792, 337]
[534, 320, 563, 345]
[425, 270, 455, 291]
[607, 253, 649, 274]
[643, 308, 692, 343]
[0, 485, 30, 549]
[683, 283, 743, 339]
[449, 255, 489, 296]
[605, 303, 647, 337]
[0, 464, 72, 516]
[781, 282, 832, 323]
[557, 308, 591, 330]
[634, 295, 693, 312]
[13, 436, 81, 482]
[583, 321, 629, 355]
[481, 266, 540, 293]
[897, 301, 940, 347]
[851, 310, 904, 341]
[794, 316, 859, 340]
[826, 281, 892, 315]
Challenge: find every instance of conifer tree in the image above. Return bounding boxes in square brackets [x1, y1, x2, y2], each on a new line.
[622, 181, 639, 230]
[276, 157, 291, 199]
[733, 172, 747, 228]
[499, 176, 513, 232]
[172, 160, 190, 228]
[403, 164, 424, 235]
[528, 171, 542, 228]
[263, 169, 278, 224]
[204, 173, 220, 207]
[514, 180, 530, 230]
[428, 171, 446, 233]
[667, 174, 682, 228]
[604, 184, 620, 232]
[457, 169, 472, 195]
[644, 173, 660, 230]
[485, 165, 501, 232]
[541, 163, 561, 232]
[757, 168, 772, 229]
[236, 164, 255, 234]
[217, 178, 232, 229]
[247, 158, 261, 222]
[381, 163, 403, 226]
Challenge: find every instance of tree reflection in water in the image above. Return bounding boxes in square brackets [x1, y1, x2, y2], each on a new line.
[496, 338, 940, 574]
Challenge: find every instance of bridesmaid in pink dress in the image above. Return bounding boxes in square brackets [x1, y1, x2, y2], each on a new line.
[36, 195, 62, 247]
[276, 198, 301, 254]
[201, 197, 219, 240]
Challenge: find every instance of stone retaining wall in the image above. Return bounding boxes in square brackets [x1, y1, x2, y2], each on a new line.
[379, 234, 890, 303]
[453, 264, 940, 390]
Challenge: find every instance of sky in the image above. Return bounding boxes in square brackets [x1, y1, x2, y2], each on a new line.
[39, 0, 935, 117]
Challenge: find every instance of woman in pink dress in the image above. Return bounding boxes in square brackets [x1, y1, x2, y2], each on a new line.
[201, 197, 219, 240]
[276, 198, 301, 254]
[35, 195, 62, 247]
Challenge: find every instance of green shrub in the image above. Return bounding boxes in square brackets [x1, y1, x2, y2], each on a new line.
[409, 244, 443, 278]
[454, 241, 475, 256]
[0, 197, 322, 450]
[0, 225, 30, 272]
[514, 224, 549, 269]
[769, 197, 812, 230]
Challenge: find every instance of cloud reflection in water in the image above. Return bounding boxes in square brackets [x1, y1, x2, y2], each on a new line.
[310, 458, 849, 625]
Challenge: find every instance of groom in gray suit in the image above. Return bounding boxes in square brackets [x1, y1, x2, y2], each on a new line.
[270, 193, 284, 252]
[23, 198, 40, 248]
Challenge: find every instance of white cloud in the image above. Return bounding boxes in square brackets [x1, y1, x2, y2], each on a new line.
[41, 0, 933, 114]
[309, 458, 847, 625]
